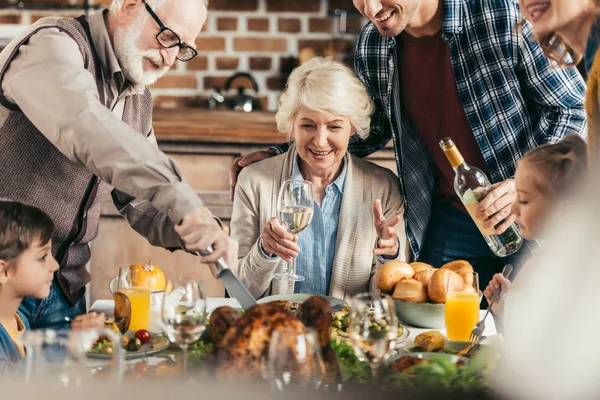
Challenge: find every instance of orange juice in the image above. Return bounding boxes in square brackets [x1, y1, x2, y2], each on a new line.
[117, 287, 150, 331]
[445, 292, 479, 341]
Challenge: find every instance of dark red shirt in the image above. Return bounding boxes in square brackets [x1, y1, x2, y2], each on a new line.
[398, 31, 489, 212]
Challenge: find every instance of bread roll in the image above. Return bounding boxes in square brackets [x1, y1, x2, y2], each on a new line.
[376, 261, 414, 293]
[441, 260, 474, 288]
[392, 278, 428, 303]
[413, 268, 435, 286]
[462, 285, 477, 295]
[410, 262, 435, 272]
[427, 268, 464, 303]
[414, 331, 446, 352]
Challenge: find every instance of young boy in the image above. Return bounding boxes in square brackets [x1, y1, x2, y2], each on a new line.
[0, 200, 104, 374]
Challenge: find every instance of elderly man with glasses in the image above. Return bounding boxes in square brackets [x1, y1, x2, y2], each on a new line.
[0, 0, 234, 330]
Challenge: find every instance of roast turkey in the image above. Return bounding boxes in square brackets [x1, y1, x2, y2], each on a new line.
[210, 295, 341, 383]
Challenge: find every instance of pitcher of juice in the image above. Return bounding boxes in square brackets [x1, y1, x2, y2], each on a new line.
[111, 265, 151, 332]
[445, 272, 480, 342]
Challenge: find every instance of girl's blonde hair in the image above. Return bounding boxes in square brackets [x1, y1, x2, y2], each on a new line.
[521, 135, 588, 197]
[276, 57, 374, 139]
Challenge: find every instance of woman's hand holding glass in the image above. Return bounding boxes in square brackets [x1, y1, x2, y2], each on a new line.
[260, 217, 300, 262]
[372, 199, 401, 258]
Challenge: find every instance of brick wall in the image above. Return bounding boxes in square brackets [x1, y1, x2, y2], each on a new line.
[0, 0, 365, 111]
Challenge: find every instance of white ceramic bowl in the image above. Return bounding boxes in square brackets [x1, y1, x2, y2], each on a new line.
[393, 292, 483, 329]
[393, 300, 447, 328]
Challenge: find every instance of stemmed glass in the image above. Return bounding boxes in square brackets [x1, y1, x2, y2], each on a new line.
[273, 179, 314, 282]
[348, 292, 398, 383]
[267, 327, 322, 392]
[22, 328, 123, 386]
[161, 277, 207, 381]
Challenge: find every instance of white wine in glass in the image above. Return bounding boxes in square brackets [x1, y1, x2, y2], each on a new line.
[273, 179, 314, 282]
[161, 278, 207, 381]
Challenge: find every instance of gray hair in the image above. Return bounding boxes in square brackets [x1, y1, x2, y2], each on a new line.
[276, 57, 374, 139]
[109, 0, 208, 14]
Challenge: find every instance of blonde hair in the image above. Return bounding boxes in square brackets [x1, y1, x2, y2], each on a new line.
[276, 57, 374, 139]
[521, 135, 588, 197]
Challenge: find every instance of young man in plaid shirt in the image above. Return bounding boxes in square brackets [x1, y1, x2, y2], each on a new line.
[230, 0, 587, 292]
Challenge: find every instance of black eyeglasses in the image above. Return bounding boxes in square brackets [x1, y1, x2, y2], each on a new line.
[142, 0, 198, 62]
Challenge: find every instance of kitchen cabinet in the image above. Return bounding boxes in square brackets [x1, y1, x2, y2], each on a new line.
[88, 109, 397, 303]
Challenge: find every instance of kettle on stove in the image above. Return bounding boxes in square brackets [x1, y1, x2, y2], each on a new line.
[210, 72, 262, 112]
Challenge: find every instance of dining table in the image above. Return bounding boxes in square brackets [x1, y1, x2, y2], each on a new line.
[87, 297, 499, 369]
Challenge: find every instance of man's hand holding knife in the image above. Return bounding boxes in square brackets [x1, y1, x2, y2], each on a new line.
[174, 206, 238, 275]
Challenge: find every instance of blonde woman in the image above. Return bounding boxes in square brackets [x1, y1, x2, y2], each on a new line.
[230, 57, 407, 300]
[519, 0, 600, 153]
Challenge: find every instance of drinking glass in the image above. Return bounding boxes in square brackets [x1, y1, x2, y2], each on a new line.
[273, 179, 314, 282]
[267, 327, 322, 392]
[348, 292, 398, 383]
[445, 271, 480, 341]
[22, 328, 123, 386]
[161, 277, 207, 381]
[114, 265, 151, 332]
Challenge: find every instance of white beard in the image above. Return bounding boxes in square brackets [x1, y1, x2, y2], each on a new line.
[113, 19, 171, 86]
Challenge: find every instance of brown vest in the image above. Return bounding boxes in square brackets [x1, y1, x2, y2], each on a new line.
[0, 16, 153, 305]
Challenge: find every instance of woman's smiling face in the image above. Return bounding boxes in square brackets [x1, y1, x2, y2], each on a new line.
[293, 106, 353, 173]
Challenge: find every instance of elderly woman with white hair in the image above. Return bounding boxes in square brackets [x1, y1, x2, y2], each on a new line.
[230, 57, 407, 300]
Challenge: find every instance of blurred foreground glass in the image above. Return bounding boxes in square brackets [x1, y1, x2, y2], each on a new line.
[445, 271, 480, 341]
[161, 278, 207, 381]
[22, 328, 123, 386]
[349, 292, 398, 382]
[267, 327, 322, 392]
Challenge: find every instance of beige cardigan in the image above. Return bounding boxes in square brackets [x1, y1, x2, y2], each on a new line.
[230, 145, 408, 301]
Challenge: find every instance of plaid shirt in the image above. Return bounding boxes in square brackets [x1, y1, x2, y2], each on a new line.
[275, 0, 587, 259]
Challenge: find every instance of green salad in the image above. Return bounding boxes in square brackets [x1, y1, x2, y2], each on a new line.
[331, 338, 371, 383]
[383, 353, 489, 390]
[188, 340, 214, 369]
[331, 337, 491, 390]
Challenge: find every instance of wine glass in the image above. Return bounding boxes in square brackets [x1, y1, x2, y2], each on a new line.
[161, 277, 207, 381]
[445, 271, 480, 341]
[348, 292, 398, 383]
[267, 327, 322, 392]
[273, 179, 314, 282]
[22, 328, 123, 386]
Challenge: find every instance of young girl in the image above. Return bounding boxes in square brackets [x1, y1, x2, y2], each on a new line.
[483, 135, 588, 317]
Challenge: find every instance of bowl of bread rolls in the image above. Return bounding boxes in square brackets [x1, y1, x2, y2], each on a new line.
[376, 260, 479, 329]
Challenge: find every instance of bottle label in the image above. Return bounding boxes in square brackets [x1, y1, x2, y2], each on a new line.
[462, 188, 496, 236]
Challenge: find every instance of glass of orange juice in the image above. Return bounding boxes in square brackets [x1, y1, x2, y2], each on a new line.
[114, 265, 151, 332]
[445, 271, 479, 342]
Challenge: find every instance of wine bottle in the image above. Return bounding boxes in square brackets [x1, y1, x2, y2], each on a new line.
[439, 137, 523, 257]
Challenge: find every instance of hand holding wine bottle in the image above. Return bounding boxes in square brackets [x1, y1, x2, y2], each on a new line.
[372, 198, 401, 258]
[440, 138, 523, 257]
[476, 179, 518, 234]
